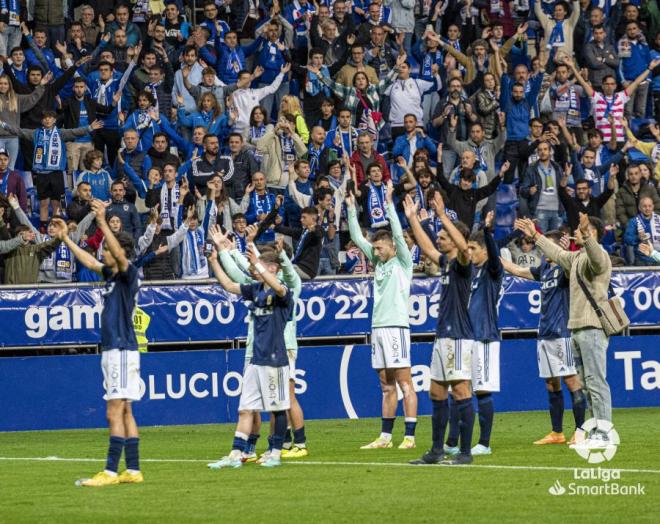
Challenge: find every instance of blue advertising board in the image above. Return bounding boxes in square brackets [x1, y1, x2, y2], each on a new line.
[1, 337, 658, 431]
[1, 271, 660, 348]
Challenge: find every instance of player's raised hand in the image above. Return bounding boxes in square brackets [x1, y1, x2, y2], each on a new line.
[385, 180, 394, 204]
[91, 199, 107, 221]
[418, 207, 429, 221]
[403, 194, 419, 219]
[344, 191, 355, 210]
[484, 210, 494, 229]
[432, 191, 446, 217]
[246, 244, 259, 266]
[559, 233, 571, 250]
[578, 213, 591, 236]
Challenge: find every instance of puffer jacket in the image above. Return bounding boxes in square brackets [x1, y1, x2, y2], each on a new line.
[33, 0, 66, 26]
[615, 180, 660, 229]
[0, 86, 45, 137]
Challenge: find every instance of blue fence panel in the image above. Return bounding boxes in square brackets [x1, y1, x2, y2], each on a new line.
[0, 337, 658, 431]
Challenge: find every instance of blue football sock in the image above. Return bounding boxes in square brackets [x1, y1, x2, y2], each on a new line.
[446, 395, 460, 447]
[431, 399, 449, 453]
[232, 431, 248, 453]
[271, 411, 287, 451]
[124, 437, 140, 472]
[571, 389, 587, 429]
[267, 435, 274, 452]
[548, 390, 564, 433]
[105, 435, 125, 474]
[293, 427, 306, 446]
[457, 398, 475, 455]
[477, 393, 494, 448]
[246, 433, 260, 454]
[283, 426, 293, 446]
[404, 418, 417, 437]
[381, 417, 395, 436]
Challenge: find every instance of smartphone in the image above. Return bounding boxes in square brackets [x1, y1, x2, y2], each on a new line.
[203, 242, 214, 257]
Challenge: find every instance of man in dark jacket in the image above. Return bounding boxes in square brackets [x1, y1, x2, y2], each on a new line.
[615, 164, 660, 230]
[106, 180, 143, 239]
[66, 181, 93, 224]
[225, 133, 257, 200]
[147, 133, 180, 171]
[437, 161, 506, 230]
[559, 171, 616, 232]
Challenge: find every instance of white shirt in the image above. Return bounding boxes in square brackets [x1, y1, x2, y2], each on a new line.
[232, 73, 285, 132]
[385, 76, 438, 127]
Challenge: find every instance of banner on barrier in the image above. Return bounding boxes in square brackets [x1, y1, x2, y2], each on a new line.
[1, 272, 660, 347]
[0, 337, 658, 431]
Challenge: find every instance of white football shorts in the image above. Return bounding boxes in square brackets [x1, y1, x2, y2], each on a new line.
[430, 338, 473, 382]
[537, 338, 577, 378]
[371, 327, 411, 369]
[239, 363, 290, 412]
[471, 341, 501, 392]
[102, 349, 141, 401]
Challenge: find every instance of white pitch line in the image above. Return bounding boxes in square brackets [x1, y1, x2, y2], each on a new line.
[1, 457, 660, 475]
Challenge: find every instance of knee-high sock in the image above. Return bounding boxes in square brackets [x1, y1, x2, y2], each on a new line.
[431, 399, 449, 453]
[124, 437, 140, 472]
[477, 393, 494, 448]
[548, 390, 564, 433]
[446, 395, 460, 447]
[457, 398, 475, 455]
[571, 389, 587, 430]
[105, 436, 125, 474]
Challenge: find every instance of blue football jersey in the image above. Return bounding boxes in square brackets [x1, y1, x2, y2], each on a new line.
[468, 231, 504, 342]
[435, 255, 474, 340]
[100, 263, 140, 351]
[530, 260, 570, 339]
[468, 264, 503, 342]
[241, 283, 294, 367]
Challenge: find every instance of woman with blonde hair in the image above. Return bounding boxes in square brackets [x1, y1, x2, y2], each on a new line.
[280, 95, 310, 144]
[0, 75, 45, 168]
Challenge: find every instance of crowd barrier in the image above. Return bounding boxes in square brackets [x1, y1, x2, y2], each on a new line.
[2, 270, 660, 349]
[1, 337, 658, 431]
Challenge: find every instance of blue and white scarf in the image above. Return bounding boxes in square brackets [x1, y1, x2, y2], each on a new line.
[294, 228, 309, 262]
[636, 213, 660, 251]
[0, 0, 20, 25]
[252, 191, 273, 216]
[414, 183, 427, 209]
[235, 232, 247, 254]
[367, 183, 387, 227]
[249, 125, 266, 162]
[547, 20, 565, 55]
[308, 144, 322, 177]
[0, 169, 9, 195]
[33, 127, 63, 172]
[182, 227, 207, 277]
[227, 48, 243, 75]
[42, 236, 75, 280]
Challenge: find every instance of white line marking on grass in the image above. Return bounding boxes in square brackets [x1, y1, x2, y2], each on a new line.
[1, 457, 660, 475]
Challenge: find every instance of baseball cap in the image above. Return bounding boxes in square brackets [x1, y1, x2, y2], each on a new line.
[0, 148, 9, 157]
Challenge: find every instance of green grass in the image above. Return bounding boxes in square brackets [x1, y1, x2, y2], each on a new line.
[1, 409, 659, 523]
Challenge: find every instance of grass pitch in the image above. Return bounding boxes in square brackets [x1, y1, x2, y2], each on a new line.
[1, 408, 659, 523]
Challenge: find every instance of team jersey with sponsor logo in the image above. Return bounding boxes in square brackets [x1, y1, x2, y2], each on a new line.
[101, 263, 140, 351]
[436, 255, 474, 340]
[241, 283, 294, 367]
[468, 231, 504, 342]
[348, 202, 413, 328]
[530, 260, 570, 339]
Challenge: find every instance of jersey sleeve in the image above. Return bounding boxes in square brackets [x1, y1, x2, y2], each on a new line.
[529, 263, 542, 282]
[117, 262, 139, 284]
[240, 283, 256, 301]
[101, 265, 113, 281]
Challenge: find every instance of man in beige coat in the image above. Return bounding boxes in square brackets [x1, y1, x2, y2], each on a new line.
[256, 117, 307, 191]
[518, 213, 613, 446]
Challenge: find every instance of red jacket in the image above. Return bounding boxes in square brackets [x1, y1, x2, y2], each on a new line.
[350, 150, 391, 186]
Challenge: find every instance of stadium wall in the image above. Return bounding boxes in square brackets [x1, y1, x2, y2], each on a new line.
[1, 338, 658, 431]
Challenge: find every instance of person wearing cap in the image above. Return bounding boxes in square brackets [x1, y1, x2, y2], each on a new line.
[0, 147, 27, 212]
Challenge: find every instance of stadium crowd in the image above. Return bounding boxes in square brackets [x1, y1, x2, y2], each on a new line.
[0, 0, 659, 285]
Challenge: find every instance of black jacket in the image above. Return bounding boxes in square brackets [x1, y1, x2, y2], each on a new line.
[58, 95, 112, 129]
[437, 171, 502, 229]
[559, 184, 615, 232]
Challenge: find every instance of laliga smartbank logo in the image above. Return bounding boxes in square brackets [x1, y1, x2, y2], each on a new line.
[548, 419, 646, 497]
